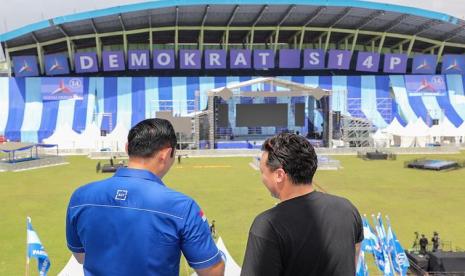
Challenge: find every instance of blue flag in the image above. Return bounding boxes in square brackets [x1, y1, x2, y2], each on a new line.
[362, 216, 385, 272]
[373, 214, 394, 276]
[356, 250, 369, 276]
[386, 217, 410, 276]
[27, 217, 51, 276]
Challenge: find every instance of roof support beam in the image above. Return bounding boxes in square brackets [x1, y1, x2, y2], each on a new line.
[383, 14, 409, 33]
[198, 5, 210, 51]
[222, 5, 239, 51]
[378, 32, 386, 53]
[148, 12, 153, 58]
[95, 35, 102, 66]
[31, 32, 44, 74]
[365, 14, 409, 47]
[329, 7, 351, 28]
[324, 30, 332, 52]
[242, 5, 268, 49]
[6, 25, 465, 55]
[298, 26, 305, 50]
[413, 19, 440, 37]
[4, 43, 11, 77]
[357, 10, 385, 30]
[119, 15, 128, 60]
[441, 25, 465, 42]
[175, 6, 179, 56]
[56, 24, 76, 70]
[336, 10, 383, 46]
[265, 5, 295, 51]
[351, 30, 359, 52]
[437, 42, 446, 62]
[406, 36, 416, 56]
[66, 38, 75, 70]
[422, 44, 439, 54]
[288, 6, 326, 44]
[90, 19, 99, 34]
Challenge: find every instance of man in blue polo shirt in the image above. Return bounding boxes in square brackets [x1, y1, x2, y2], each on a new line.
[66, 118, 224, 276]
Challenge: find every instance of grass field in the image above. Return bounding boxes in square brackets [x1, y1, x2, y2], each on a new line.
[1, 152, 465, 275]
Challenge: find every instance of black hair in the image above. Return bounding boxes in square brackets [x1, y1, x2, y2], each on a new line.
[127, 118, 177, 158]
[262, 133, 318, 185]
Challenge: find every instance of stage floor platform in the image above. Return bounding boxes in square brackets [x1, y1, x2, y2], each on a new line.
[407, 159, 461, 171]
[0, 156, 68, 172]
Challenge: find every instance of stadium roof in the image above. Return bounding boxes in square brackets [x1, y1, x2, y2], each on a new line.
[1, 0, 465, 60]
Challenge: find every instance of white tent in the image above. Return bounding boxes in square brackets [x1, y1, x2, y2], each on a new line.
[429, 118, 463, 139]
[399, 118, 431, 147]
[101, 124, 129, 151]
[74, 123, 102, 149]
[381, 117, 405, 146]
[382, 117, 405, 136]
[372, 129, 390, 148]
[42, 123, 81, 149]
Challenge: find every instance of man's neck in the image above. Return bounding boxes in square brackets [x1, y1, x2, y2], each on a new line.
[279, 183, 314, 202]
[127, 159, 162, 178]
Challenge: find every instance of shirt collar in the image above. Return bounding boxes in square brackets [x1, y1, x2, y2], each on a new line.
[114, 167, 164, 186]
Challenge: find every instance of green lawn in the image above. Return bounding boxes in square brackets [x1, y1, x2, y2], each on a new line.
[1, 153, 465, 275]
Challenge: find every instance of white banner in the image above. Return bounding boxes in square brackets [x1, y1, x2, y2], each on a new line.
[0, 43, 5, 62]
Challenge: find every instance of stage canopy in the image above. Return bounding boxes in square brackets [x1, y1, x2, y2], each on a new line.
[208, 77, 331, 100]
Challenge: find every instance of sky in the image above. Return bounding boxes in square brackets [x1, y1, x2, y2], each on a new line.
[1, 0, 465, 35]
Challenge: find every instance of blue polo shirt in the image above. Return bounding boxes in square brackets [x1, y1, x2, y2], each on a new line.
[66, 168, 221, 276]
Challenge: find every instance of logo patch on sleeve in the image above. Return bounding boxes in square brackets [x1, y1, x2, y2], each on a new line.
[199, 210, 207, 222]
[115, 190, 128, 201]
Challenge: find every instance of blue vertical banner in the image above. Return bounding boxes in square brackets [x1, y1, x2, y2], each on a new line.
[27, 217, 51, 276]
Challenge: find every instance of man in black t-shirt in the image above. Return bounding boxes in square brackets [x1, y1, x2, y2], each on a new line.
[241, 133, 363, 276]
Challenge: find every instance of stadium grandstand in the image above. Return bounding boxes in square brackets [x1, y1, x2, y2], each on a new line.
[1, 0, 465, 150]
[2, 1, 465, 276]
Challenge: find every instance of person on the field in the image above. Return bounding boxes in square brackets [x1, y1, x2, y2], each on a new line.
[210, 220, 216, 238]
[66, 118, 224, 276]
[420, 234, 429, 255]
[412, 231, 419, 251]
[241, 133, 363, 276]
[432, 232, 440, 252]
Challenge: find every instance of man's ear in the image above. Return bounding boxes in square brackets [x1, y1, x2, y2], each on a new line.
[275, 168, 287, 184]
[158, 147, 172, 161]
[125, 143, 129, 154]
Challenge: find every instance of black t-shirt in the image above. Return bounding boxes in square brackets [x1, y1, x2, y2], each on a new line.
[241, 191, 363, 276]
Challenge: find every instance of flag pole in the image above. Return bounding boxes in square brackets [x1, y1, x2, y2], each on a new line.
[25, 217, 30, 276]
[386, 215, 403, 276]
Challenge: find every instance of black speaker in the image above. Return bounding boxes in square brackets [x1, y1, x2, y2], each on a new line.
[333, 111, 341, 127]
[432, 119, 439, 125]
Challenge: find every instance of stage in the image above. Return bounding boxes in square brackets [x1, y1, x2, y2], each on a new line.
[0, 142, 67, 172]
[406, 159, 461, 171]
